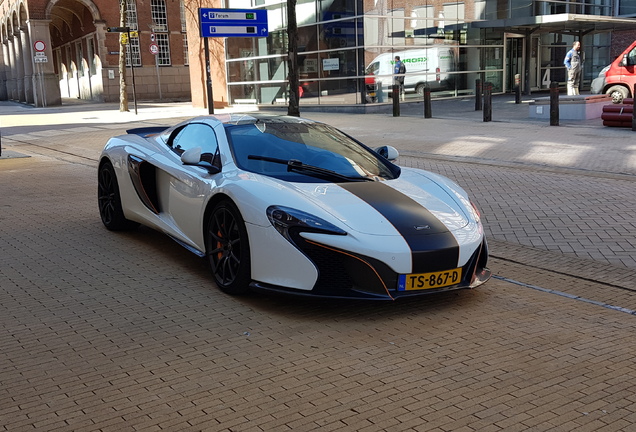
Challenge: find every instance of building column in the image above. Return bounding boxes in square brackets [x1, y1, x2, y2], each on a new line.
[20, 25, 34, 104]
[7, 34, 18, 100]
[12, 28, 25, 102]
[0, 41, 9, 100]
[27, 19, 61, 107]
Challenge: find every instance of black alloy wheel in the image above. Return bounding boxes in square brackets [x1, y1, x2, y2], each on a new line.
[98, 161, 139, 231]
[206, 200, 251, 295]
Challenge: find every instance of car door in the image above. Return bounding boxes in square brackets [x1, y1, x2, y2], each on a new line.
[158, 122, 221, 252]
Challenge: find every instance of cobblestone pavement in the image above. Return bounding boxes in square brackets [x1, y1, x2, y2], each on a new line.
[1, 97, 636, 431]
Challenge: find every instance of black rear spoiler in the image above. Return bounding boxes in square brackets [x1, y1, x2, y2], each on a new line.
[126, 126, 170, 137]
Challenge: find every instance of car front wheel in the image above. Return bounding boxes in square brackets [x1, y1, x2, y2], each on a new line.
[98, 161, 139, 231]
[607, 85, 629, 104]
[205, 200, 251, 295]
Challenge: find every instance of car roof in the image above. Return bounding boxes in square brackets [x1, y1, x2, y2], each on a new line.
[189, 113, 319, 128]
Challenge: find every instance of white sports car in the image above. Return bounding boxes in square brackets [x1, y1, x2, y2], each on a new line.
[98, 114, 490, 300]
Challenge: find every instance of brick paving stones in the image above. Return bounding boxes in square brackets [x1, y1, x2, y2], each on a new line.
[1, 97, 636, 431]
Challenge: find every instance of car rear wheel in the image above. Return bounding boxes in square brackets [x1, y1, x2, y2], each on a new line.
[205, 200, 251, 295]
[607, 85, 629, 104]
[98, 161, 139, 231]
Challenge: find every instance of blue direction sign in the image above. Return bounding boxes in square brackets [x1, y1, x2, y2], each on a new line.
[199, 8, 268, 38]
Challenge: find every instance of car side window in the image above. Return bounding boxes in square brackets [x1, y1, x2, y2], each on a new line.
[170, 123, 218, 156]
[628, 48, 636, 66]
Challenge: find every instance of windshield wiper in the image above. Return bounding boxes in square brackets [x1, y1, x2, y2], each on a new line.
[247, 155, 373, 182]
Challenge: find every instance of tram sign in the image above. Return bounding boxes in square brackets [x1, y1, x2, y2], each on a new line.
[199, 8, 268, 38]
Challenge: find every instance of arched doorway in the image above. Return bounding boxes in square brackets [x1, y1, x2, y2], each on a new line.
[46, 0, 103, 102]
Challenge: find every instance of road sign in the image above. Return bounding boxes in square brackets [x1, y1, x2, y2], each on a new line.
[120, 34, 129, 45]
[34, 56, 48, 63]
[107, 26, 129, 33]
[149, 43, 159, 55]
[33, 40, 46, 52]
[199, 8, 268, 37]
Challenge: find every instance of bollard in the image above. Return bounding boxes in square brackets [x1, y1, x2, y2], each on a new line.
[423, 84, 432, 119]
[483, 81, 492, 122]
[633, 83, 636, 132]
[475, 79, 482, 111]
[550, 81, 559, 126]
[392, 85, 400, 117]
[514, 74, 521, 104]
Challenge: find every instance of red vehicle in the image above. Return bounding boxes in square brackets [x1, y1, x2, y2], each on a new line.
[592, 40, 636, 104]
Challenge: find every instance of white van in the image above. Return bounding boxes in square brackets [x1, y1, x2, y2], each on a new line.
[365, 48, 456, 101]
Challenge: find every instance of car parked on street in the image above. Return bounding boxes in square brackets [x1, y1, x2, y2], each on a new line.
[591, 40, 636, 103]
[98, 114, 490, 299]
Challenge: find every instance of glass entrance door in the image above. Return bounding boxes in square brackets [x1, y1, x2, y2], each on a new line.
[505, 36, 524, 93]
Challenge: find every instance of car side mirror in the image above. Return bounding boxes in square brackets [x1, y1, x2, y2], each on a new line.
[375, 145, 399, 161]
[181, 147, 202, 164]
[181, 147, 221, 174]
[620, 54, 628, 67]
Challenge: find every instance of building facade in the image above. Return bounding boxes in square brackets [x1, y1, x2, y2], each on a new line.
[0, 0, 197, 107]
[1, 0, 635, 108]
[221, 0, 636, 106]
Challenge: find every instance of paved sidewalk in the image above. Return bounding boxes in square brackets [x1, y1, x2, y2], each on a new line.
[2, 94, 635, 274]
[2, 96, 636, 431]
[3, 94, 633, 177]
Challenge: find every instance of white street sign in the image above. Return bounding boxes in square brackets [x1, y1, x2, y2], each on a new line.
[33, 40, 46, 52]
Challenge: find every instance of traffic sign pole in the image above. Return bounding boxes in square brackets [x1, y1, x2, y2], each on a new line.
[204, 37, 214, 115]
[127, 27, 137, 115]
[152, 44, 162, 101]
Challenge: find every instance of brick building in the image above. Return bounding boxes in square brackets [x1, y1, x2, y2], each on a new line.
[0, 0, 226, 108]
[1, 0, 635, 108]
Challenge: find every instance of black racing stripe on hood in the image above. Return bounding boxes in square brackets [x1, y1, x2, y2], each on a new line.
[340, 181, 459, 272]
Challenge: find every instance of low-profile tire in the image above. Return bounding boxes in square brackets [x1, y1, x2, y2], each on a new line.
[607, 85, 629, 104]
[205, 200, 251, 295]
[98, 161, 139, 231]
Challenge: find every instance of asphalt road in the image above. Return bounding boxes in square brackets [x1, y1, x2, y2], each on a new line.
[1, 97, 636, 431]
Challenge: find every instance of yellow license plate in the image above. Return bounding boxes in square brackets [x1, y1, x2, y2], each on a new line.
[398, 268, 462, 291]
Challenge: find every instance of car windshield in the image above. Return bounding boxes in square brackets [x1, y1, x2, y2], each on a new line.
[225, 121, 398, 183]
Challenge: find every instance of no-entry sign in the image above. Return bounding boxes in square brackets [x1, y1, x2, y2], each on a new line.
[33, 40, 46, 52]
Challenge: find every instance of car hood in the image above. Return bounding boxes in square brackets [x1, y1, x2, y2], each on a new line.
[276, 169, 470, 236]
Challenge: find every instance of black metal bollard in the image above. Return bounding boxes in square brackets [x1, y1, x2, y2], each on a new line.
[483, 81, 492, 122]
[475, 79, 482, 111]
[423, 84, 432, 119]
[550, 81, 559, 126]
[392, 85, 400, 117]
[514, 74, 521, 104]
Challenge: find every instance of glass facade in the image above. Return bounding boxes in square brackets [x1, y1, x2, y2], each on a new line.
[223, 0, 630, 106]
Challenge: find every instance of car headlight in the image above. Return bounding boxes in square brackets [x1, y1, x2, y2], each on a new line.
[267, 206, 347, 244]
[469, 200, 482, 224]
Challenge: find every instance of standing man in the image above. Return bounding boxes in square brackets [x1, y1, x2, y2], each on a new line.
[394, 55, 406, 100]
[564, 41, 582, 95]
